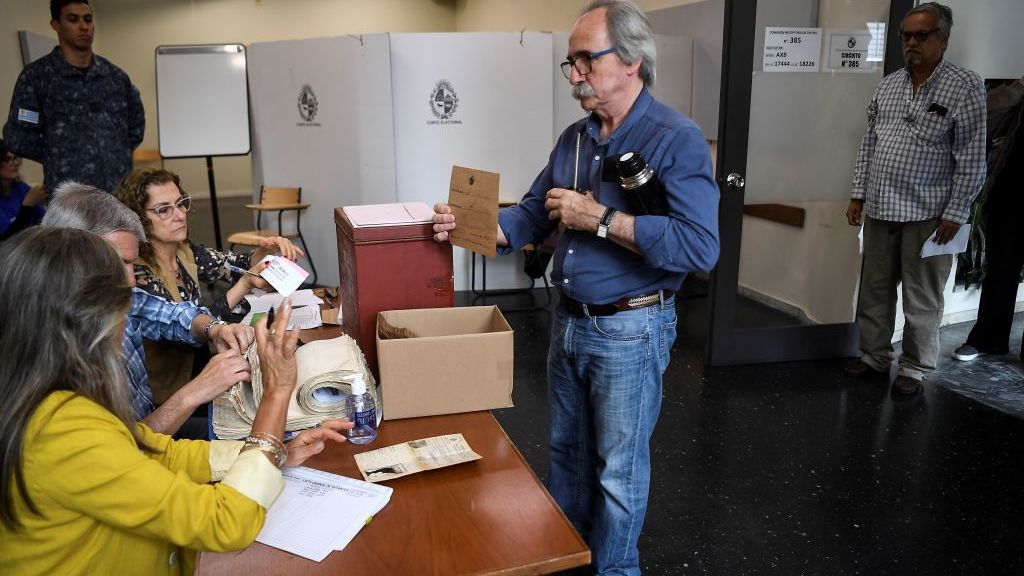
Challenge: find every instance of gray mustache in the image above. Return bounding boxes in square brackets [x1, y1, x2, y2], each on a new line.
[572, 83, 595, 100]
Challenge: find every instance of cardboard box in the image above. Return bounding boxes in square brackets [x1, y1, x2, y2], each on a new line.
[377, 306, 514, 420]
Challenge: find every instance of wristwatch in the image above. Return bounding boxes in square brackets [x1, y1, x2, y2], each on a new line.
[597, 207, 616, 239]
[202, 318, 228, 340]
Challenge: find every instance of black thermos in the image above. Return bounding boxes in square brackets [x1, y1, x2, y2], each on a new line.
[615, 151, 669, 216]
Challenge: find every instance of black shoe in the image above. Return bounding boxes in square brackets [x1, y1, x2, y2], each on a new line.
[843, 359, 886, 379]
[892, 375, 921, 395]
[952, 344, 984, 362]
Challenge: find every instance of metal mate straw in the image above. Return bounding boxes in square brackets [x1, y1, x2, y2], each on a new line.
[572, 131, 581, 192]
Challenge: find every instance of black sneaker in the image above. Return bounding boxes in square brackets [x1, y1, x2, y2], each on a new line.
[892, 375, 921, 395]
[952, 344, 984, 362]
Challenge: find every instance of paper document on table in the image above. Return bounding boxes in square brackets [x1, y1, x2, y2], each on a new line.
[343, 202, 434, 227]
[256, 466, 393, 562]
[447, 165, 500, 258]
[920, 224, 970, 257]
[354, 433, 481, 483]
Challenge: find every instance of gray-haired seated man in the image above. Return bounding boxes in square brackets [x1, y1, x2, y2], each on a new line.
[41, 182, 253, 438]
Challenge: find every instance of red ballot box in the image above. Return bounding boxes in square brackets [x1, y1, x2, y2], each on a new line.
[335, 206, 454, 375]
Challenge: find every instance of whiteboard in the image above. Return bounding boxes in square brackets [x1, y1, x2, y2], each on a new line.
[155, 44, 251, 158]
[18, 31, 56, 67]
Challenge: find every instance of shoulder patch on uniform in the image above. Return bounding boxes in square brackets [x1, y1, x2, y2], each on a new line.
[17, 108, 39, 125]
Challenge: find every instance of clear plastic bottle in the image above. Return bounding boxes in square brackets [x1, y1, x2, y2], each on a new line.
[346, 375, 377, 445]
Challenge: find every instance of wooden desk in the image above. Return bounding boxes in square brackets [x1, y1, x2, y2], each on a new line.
[195, 411, 589, 575]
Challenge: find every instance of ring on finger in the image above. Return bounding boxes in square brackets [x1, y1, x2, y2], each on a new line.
[268, 328, 277, 338]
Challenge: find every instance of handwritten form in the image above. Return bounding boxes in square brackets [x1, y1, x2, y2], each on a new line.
[448, 165, 500, 258]
[256, 466, 393, 562]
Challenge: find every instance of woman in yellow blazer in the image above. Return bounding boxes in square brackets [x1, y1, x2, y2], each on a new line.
[0, 227, 349, 575]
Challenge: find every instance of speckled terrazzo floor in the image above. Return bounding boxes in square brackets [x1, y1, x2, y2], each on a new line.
[465, 284, 1024, 576]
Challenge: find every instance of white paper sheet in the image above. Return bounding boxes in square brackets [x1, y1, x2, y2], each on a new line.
[259, 255, 310, 297]
[920, 224, 970, 257]
[246, 288, 324, 312]
[255, 466, 392, 562]
[343, 202, 434, 227]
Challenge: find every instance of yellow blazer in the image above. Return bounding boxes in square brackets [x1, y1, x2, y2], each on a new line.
[1, 391, 284, 575]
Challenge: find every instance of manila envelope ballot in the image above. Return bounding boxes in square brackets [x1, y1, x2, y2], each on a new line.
[448, 165, 499, 258]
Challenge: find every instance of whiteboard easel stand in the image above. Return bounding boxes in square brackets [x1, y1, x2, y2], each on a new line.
[155, 44, 251, 252]
[204, 157, 224, 251]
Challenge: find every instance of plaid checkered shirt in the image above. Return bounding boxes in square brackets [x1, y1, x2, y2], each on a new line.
[851, 58, 987, 224]
[123, 288, 206, 419]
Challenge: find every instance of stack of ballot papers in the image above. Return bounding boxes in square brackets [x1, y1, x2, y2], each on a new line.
[212, 335, 381, 439]
[241, 288, 327, 330]
[256, 466, 393, 561]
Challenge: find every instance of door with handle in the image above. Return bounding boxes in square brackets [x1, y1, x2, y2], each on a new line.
[706, 0, 908, 365]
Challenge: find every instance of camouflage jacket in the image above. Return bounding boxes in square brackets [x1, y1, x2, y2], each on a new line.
[3, 48, 145, 194]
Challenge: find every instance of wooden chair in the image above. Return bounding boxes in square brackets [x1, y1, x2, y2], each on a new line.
[132, 148, 163, 169]
[227, 185, 318, 285]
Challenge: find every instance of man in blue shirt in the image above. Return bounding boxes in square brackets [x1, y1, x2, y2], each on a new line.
[433, 2, 719, 572]
[42, 182, 254, 437]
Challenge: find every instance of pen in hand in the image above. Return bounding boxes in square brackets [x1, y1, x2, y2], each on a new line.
[223, 263, 263, 278]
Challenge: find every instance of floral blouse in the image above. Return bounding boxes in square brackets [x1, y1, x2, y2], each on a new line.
[134, 239, 252, 321]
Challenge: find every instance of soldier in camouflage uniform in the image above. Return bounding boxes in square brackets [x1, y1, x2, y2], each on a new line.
[3, 0, 144, 195]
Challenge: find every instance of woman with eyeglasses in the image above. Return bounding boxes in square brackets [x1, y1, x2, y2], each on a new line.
[0, 227, 349, 574]
[0, 139, 47, 241]
[115, 168, 303, 405]
[115, 168, 303, 322]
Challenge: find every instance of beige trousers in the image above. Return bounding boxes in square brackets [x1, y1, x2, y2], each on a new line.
[857, 217, 953, 380]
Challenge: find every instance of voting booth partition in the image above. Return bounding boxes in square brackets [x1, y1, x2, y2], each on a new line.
[247, 32, 694, 290]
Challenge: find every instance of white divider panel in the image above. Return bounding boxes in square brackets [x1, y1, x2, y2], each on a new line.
[248, 34, 395, 288]
[390, 32, 553, 292]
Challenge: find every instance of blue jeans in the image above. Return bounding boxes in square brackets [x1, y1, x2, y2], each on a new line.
[548, 297, 677, 576]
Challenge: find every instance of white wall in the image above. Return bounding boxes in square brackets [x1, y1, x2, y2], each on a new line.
[0, 2, 54, 186]
[942, 0, 1024, 81]
[648, 0, 723, 140]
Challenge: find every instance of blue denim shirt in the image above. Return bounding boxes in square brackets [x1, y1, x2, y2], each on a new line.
[499, 88, 720, 304]
[122, 289, 206, 419]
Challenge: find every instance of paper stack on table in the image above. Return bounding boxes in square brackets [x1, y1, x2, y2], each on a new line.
[256, 466, 393, 562]
[242, 288, 326, 330]
[212, 335, 381, 439]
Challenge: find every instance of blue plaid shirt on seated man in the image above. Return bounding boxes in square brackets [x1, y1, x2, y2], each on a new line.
[124, 288, 206, 419]
[851, 57, 987, 224]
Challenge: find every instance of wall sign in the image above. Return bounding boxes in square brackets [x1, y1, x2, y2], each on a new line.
[763, 27, 821, 72]
[826, 29, 878, 73]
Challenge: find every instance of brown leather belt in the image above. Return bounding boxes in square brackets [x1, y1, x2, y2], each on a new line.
[560, 290, 674, 317]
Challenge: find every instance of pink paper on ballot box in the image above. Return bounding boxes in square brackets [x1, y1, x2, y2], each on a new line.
[259, 255, 310, 297]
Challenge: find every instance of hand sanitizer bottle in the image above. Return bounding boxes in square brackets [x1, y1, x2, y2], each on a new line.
[347, 375, 377, 445]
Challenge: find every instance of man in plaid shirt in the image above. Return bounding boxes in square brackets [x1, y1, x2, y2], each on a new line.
[844, 2, 986, 395]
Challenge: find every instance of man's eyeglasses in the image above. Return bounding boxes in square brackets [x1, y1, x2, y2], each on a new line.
[1, 155, 21, 166]
[146, 195, 192, 219]
[900, 28, 940, 43]
[560, 47, 617, 79]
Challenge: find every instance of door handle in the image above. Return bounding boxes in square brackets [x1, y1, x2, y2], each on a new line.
[726, 173, 745, 189]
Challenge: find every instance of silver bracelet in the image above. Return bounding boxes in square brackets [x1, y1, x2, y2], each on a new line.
[202, 318, 228, 340]
[243, 432, 287, 468]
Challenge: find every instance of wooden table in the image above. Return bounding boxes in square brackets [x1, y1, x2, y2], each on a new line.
[195, 411, 590, 575]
